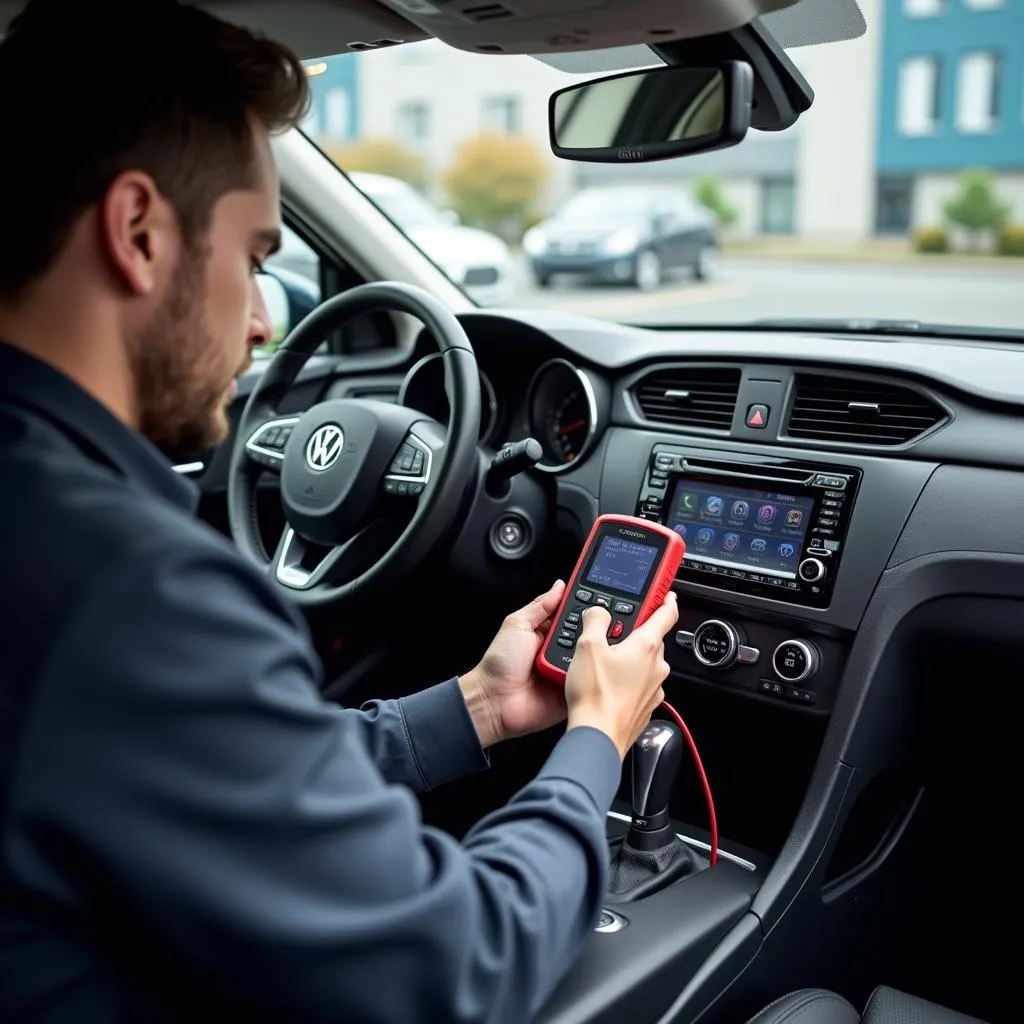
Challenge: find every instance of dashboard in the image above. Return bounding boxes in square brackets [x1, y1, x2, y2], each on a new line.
[287, 308, 1024, 731]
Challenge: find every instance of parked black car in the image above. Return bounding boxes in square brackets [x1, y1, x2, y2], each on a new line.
[523, 184, 718, 291]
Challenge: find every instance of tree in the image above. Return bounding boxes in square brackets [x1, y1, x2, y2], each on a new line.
[441, 132, 549, 239]
[693, 175, 738, 229]
[323, 137, 428, 190]
[943, 168, 1011, 250]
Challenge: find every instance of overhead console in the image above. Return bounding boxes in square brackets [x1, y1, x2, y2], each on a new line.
[636, 446, 859, 609]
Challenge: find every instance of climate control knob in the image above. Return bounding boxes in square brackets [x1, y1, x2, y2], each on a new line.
[798, 557, 826, 583]
[772, 639, 820, 684]
[692, 619, 742, 669]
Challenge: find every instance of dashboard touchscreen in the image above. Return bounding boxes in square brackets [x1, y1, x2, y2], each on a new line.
[666, 479, 815, 580]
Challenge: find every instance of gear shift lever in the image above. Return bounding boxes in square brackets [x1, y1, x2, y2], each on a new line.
[606, 719, 707, 902]
[630, 720, 684, 848]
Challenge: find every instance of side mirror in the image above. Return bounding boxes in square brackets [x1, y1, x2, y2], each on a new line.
[549, 61, 753, 164]
[256, 266, 321, 352]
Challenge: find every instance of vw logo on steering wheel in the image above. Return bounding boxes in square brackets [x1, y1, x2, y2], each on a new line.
[305, 424, 344, 471]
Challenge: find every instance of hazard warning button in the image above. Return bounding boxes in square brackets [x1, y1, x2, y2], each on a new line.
[745, 404, 770, 429]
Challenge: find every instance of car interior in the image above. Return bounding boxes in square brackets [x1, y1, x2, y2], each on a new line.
[3, 0, 1019, 1022]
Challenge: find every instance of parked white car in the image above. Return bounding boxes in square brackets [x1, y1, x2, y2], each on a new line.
[350, 172, 515, 307]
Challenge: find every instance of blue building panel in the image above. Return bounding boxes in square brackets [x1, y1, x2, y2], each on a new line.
[304, 54, 360, 143]
[877, 1, 1024, 173]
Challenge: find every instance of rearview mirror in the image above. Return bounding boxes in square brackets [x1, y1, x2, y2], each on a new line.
[548, 61, 753, 164]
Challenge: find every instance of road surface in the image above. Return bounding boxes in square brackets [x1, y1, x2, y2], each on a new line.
[506, 257, 1024, 331]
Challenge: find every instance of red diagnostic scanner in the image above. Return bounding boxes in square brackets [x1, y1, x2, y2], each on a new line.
[536, 514, 685, 684]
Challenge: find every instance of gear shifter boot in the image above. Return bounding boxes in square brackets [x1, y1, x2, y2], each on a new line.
[606, 832, 706, 903]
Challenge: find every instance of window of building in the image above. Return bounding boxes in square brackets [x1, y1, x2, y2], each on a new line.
[324, 88, 351, 141]
[396, 101, 431, 143]
[760, 177, 796, 235]
[875, 176, 915, 235]
[897, 56, 942, 135]
[903, 0, 945, 17]
[956, 51, 1001, 132]
[481, 95, 522, 135]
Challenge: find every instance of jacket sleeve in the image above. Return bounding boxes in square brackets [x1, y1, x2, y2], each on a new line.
[355, 678, 492, 793]
[7, 539, 621, 1024]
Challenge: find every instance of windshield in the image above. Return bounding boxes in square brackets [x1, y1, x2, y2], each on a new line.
[358, 183, 448, 230]
[303, 31, 1023, 333]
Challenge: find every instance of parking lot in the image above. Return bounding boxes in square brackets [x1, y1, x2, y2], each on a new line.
[507, 256, 1024, 330]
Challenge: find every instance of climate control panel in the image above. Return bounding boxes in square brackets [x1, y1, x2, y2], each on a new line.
[669, 599, 846, 713]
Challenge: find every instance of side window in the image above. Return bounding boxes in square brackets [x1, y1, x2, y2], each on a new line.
[259, 222, 397, 356]
[260, 224, 322, 353]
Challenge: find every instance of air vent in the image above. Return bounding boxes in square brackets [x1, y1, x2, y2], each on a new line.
[787, 374, 946, 445]
[632, 366, 741, 431]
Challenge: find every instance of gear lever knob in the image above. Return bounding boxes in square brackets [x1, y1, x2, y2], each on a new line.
[630, 720, 683, 836]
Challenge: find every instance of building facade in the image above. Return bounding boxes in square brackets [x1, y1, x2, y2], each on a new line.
[302, 54, 360, 144]
[875, 0, 1024, 232]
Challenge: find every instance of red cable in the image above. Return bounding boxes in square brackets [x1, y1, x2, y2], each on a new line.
[659, 699, 718, 867]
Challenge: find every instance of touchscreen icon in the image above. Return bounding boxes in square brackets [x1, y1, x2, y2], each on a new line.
[704, 495, 723, 516]
[723, 532, 741, 552]
[673, 523, 687, 539]
[750, 538, 767, 553]
[680, 492, 697, 512]
[785, 509, 804, 527]
[731, 500, 750, 520]
[778, 542, 795, 558]
[757, 504, 776, 525]
[695, 527, 715, 547]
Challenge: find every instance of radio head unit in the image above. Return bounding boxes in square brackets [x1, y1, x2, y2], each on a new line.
[635, 447, 860, 608]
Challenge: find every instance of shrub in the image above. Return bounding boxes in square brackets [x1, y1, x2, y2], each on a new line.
[996, 224, 1024, 257]
[912, 226, 948, 253]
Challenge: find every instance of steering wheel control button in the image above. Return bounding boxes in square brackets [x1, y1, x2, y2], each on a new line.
[772, 640, 820, 684]
[692, 619, 741, 669]
[575, 588, 593, 603]
[674, 629, 695, 649]
[613, 600, 635, 615]
[797, 557, 826, 583]
[745, 404, 770, 429]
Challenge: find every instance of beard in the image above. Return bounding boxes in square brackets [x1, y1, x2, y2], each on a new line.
[128, 248, 248, 454]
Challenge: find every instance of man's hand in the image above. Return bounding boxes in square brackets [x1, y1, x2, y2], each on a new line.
[459, 580, 568, 749]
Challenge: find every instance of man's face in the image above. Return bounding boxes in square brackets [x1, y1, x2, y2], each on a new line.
[131, 128, 280, 453]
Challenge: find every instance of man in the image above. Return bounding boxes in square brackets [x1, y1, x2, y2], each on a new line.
[0, 2, 678, 1022]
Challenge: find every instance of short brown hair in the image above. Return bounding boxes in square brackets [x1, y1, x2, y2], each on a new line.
[0, 0, 310, 297]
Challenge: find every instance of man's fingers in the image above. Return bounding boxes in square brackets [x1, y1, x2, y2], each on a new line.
[518, 579, 566, 629]
[633, 592, 679, 644]
[579, 605, 612, 642]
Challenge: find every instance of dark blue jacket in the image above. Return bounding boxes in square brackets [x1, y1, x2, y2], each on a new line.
[0, 342, 620, 1023]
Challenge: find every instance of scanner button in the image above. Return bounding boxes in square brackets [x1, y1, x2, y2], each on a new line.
[575, 588, 593, 603]
[594, 595, 612, 610]
[565, 612, 580, 625]
[557, 638, 574, 648]
[608, 620, 625, 640]
[612, 601, 634, 615]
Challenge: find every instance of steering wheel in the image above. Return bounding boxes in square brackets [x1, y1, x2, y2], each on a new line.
[228, 282, 481, 608]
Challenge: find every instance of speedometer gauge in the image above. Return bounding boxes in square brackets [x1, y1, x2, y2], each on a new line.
[527, 359, 598, 472]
